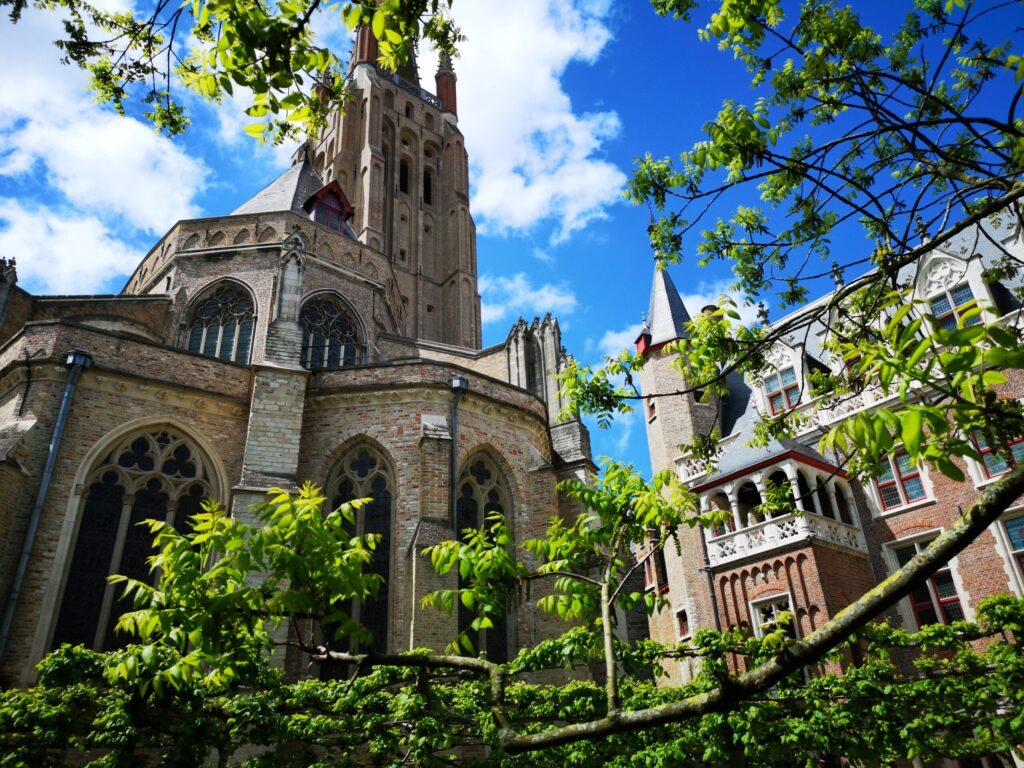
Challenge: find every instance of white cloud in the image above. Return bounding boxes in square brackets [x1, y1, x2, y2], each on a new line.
[0, 11, 208, 236]
[420, 0, 626, 244]
[478, 272, 578, 325]
[597, 321, 644, 358]
[0, 199, 144, 294]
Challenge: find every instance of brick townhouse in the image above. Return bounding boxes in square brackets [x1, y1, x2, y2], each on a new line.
[635, 226, 1024, 686]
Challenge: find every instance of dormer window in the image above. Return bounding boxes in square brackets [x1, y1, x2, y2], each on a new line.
[313, 197, 345, 232]
[929, 283, 979, 331]
[303, 181, 354, 234]
[764, 367, 800, 414]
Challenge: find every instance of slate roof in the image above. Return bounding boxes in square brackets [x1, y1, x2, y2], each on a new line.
[231, 156, 325, 217]
[647, 266, 691, 345]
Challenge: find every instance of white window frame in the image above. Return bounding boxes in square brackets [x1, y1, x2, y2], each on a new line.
[867, 448, 935, 518]
[749, 592, 797, 638]
[883, 531, 972, 627]
[992, 508, 1024, 597]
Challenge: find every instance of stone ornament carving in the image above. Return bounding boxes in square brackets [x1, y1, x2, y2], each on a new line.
[922, 256, 968, 296]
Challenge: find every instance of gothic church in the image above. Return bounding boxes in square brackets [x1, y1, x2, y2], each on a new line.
[0, 31, 594, 685]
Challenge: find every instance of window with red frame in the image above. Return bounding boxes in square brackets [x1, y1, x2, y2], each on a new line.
[892, 540, 965, 627]
[313, 196, 345, 232]
[929, 283, 980, 331]
[676, 609, 689, 638]
[1003, 516, 1024, 578]
[875, 451, 927, 510]
[973, 431, 1024, 478]
[763, 367, 800, 414]
[643, 549, 669, 593]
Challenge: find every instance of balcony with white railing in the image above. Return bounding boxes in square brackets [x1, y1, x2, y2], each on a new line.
[706, 510, 866, 568]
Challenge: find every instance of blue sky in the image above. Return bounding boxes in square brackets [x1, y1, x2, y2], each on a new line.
[0, 1, 781, 473]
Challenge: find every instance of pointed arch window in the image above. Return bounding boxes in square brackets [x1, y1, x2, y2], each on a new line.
[299, 294, 365, 369]
[52, 429, 214, 651]
[185, 282, 255, 363]
[455, 455, 512, 662]
[525, 333, 544, 399]
[321, 446, 393, 677]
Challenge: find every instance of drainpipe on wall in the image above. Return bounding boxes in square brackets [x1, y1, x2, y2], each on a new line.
[449, 374, 469, 524]
[699, 532, 723, 632]
[0, 349, 92, 661]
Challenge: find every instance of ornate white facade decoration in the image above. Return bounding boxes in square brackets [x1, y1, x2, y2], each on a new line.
[922, 256, 968, 296]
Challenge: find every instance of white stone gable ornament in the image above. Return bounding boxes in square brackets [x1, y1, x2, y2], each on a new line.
[922, 256, 967, 296]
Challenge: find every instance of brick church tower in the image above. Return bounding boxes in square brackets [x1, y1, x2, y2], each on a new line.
[0, 31, 593, 685]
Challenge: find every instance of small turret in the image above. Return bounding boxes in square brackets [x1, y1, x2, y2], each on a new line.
[0, 257, 17, 332]
[435, 53, 457, 115]
[635, 265, 691, 356]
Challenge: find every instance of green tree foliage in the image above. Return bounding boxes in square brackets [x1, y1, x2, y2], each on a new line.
[0, 0, 460, 141]
[3, 486, 1024, 766]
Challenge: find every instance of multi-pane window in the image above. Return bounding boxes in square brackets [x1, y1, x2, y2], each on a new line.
[875, 451, 927, 510]
[456, 456, 512, 662]
[320, 446, 393, 678]
[929, 283, 980, 331]
[643, 548, 669, 593]
[313, 198, 345, 231]
[973, 432, 1024, 478]
[764, 367, 800, 414]
[52, 429, 213, 651]
[299, 295, 364, 369]
[1004, 516, 1024, 579]
[186, 283, 255, 364]
[892, 539, 965, 627]
[750, 594, 796, 638]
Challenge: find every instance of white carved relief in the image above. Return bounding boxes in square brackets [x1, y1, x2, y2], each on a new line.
[922, 257, 967, 296]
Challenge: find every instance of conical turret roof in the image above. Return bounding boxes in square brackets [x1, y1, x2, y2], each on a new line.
[647, 266, 691, 345]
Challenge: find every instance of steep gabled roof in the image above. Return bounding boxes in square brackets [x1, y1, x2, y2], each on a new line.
[647, 266, 692, 345]
[231, 155, 325, 216]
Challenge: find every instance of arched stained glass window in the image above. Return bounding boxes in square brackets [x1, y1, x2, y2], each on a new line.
[321, 446, 393, 678]
[186, 282, 255, 363]
[455, 455, 512, 662]
[300, 295, 364, 370]
[52, 429, 215, 651]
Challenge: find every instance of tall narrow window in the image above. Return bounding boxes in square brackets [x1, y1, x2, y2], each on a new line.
[399, 158, 410, 194]
[763, 367, 800, 414]
[299, 295, 364, 369]
[524, 334, 543, 398]
[186, 282, 255, 364]
[929, 283, 979, 331]
[321, 446, 393, 677]
[52, 429, 214, 651]
[456, 456, 512, 662]
[423, 169, 433, 205]
[892, 539, 964, 627]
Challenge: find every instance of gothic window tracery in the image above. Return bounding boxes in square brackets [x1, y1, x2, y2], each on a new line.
[455, 455, 512, 662]
[320, 446, 393, 675]
[185, 282, 255, 364]
[52, 429, 215, 651]
[299, 294, 364, 369]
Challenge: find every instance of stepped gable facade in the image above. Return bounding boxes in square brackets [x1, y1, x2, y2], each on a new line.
[635, 225, 1024, 683]
[0, 34, 595, 685]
